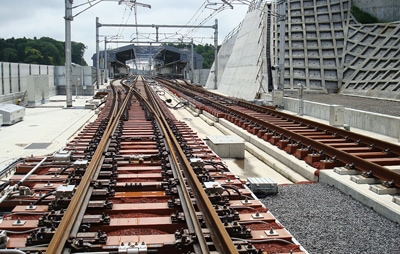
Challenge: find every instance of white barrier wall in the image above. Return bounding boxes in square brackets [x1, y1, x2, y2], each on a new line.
[1, 63, 11, 94]
[27, 75, 50, 107]
[10, 63, 19, 93]
[192, 69, 210, 86]
[283, 97, 400, 139]
[0, 62, 94, 105]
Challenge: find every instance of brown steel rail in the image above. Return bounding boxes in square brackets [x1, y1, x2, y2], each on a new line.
[158, 78, 400, 189]
[46, 78, 138, 253]
[141, 78, 239, 254]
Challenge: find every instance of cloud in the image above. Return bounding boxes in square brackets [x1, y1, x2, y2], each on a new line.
[0, 0, 248, 64]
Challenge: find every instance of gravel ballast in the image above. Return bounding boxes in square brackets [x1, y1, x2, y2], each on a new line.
[262, 183, 400, 253]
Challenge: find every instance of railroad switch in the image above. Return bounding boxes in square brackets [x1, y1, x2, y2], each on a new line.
[207, 192, 230, 206]
[38, 210, 65, 227]
[224, 221, 252, 238]
[92, 187, 115, 197]
[99, 170, 118, 178]
[55, 184, 75, 198]
[74, 159, 88, 170]
[69, 231, 108, 251]
[26, 227, 54, 246]
[219, 213, 238, 223]
[171, 211, 204, 224]
[87, 200, 113, 209]
[101, 162, 118, 173]
[204, 181, 224, 194]
[53, 149, 72, 163]
[48, 196, 72, 210]
[165, 186, 178, 195]
[168, 197, 182, 208]
[215, 205, 241, 221]
[82, 213, 110, 225]
[118, 241, 148, 254]
[190, 158, 205, 168]
[92, 179, 116, 188]
[76, 231, 107, 244]
[163, 178, 179, 195]
[171, 211, 186, 223]
[197, 173, 214, 183]
[17, 186, 33, 197]
[174, 228, 194, 249]
[161, 169, 173, 178]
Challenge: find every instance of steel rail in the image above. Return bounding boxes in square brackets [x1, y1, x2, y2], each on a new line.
[132, 81, 208, 253]
[161, 77, 400, 156]
[204, 95, 400, 188]
[158, 78, 400, 188]
[141, 80, 239, 254]
[46, 79, 137, 253]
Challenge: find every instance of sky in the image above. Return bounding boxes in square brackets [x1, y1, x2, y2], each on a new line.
[0, 0, 249, 65]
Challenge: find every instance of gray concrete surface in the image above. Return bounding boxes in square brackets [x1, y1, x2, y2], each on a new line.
[0, 96, 96, 171]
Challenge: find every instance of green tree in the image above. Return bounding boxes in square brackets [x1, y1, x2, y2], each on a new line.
[2, 48, 18, 62]
[165, 42, 217, 69]
[71, 42, 87, 65]
[0, 37, 87, 66]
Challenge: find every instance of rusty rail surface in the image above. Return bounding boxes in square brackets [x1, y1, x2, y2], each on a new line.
[1, 75, 306, 254]
[143, 78, 238, 253]
[46, 78, 137, 253]
[157, 77, 400, 189]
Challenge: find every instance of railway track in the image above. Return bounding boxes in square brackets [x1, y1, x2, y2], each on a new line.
[155, 77, 400, 194]
[0, 76, 306, 253]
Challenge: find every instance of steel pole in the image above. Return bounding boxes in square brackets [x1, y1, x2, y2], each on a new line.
[278, 0, 286, 90]
[96, 17, 101, 89]
[213, 19, 218, 89]
[65, 0, 73, 107]
[104, 37, 108, 83]
[191, 38, 194, 83]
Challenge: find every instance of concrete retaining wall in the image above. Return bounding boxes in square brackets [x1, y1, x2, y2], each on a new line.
[54, 65, 95, 96]
[192, 69, 210, 86]
[205, 33, 238, 90]
[0, 62, 56, 105]
[0, 62, 95, 105]
[283, 97, 400, 139]
[353, 0, 400, 22]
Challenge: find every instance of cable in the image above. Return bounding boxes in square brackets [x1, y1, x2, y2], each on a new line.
[221, 184, 242, 196]
[4, 227, 46, 234]
[231, 237, 295, 245]
[33, 191, 56, 205]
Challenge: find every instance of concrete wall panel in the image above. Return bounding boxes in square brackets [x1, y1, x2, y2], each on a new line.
[10, 63, 19, 93]
[193, 69, 209, 86]
[30, 64, 40, 75]
[206, 33, 237, 90]
[27, 75, 50, 107]
[0, 63, 3, 95]
[353, 0, 400, 22]
[216, 9, 265, 100]
[283, 97, 400, 138]
[2, 63, 11, 95]
[19, 64, 30, 93]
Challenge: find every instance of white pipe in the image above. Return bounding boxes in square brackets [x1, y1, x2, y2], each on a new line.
[0, 157, 47, 205]
[18, 157, 48, 186]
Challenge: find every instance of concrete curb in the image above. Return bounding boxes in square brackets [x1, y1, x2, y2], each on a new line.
[199, 112, 313, 183]
[319, 170, 400, 224]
